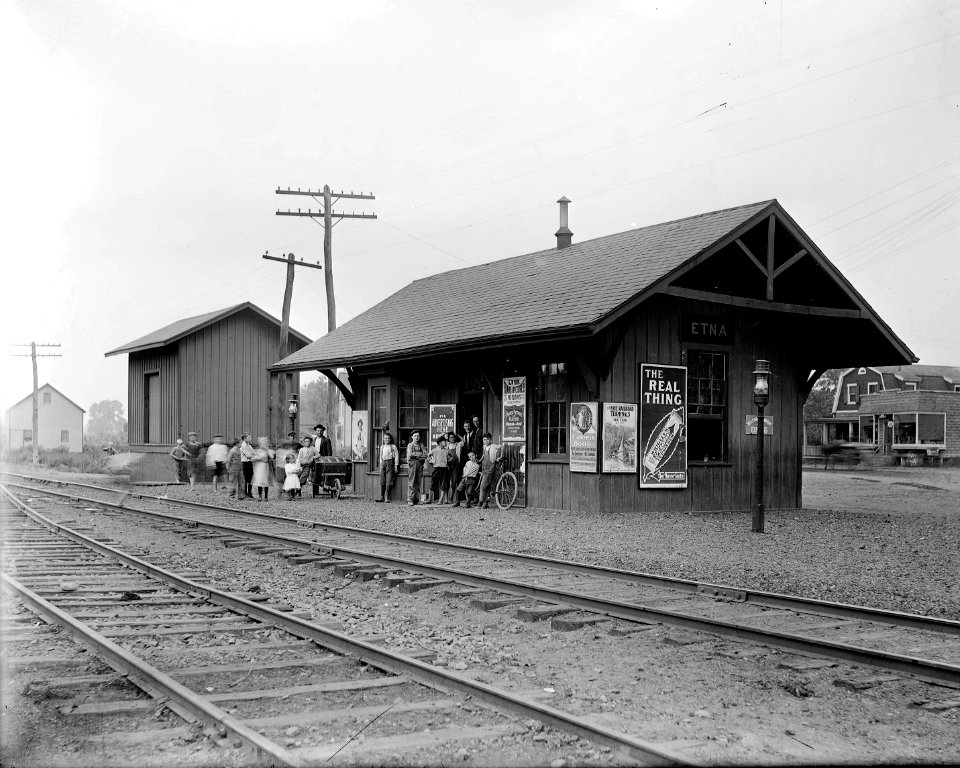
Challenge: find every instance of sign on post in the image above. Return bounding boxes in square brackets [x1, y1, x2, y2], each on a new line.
[570, 402, 599, 473]
[502, 376, 526, 442]
[639, 363, 687, 488]
[744, 415, 773, 435]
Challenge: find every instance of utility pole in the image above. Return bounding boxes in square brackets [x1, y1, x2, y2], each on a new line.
[261, 252, 322, 444]
[276, 186, 377, 443]
[10, 342, 62, 466]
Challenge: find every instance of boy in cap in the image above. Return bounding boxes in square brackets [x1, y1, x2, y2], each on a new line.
[453, 451, 480, 507]
[405, 430, 428, 505]
[427, 434, 450, 504]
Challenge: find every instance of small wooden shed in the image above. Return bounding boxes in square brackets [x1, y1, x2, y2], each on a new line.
[105, 302, 310, 481]
[272, 199, 916, 513]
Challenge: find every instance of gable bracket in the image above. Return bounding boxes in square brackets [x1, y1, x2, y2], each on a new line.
[773, 248, 808, 279]
[572, 355, 601, 400]
[319, 368, 356, 410]
[736, 239, 767, 277]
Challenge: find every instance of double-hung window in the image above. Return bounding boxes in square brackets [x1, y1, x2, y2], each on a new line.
[371, 386, 387, 468]
[535, 363, 567, 457]
[686, 351, 727, 462]
[398, 385, 429, 465]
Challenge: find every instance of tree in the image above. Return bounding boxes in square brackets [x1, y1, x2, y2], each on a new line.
[86, 399, 127, 447]
[298, 377, 346, 446]
[802, 369, 842, 444]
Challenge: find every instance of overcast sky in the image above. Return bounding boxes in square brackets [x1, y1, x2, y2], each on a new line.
[3, 0, 958, 417]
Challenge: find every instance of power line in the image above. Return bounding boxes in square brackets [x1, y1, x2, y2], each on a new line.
[9, 342, 62, 466]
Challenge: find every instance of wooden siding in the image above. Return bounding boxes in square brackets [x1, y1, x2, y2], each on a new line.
[128, 347, 178, 446]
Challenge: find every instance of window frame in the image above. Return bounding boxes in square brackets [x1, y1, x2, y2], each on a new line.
[534, 362, 568, 459]
[60, 430, 69, 443]
[42, 391, 52, 405]
[846, 383, 858, 405]
[905, 382, 918, 391]
[866, 382, 878, 395]
[370, 385, 388, 469]
[397, 384, 429, 467]
[685, 349, 728, 464]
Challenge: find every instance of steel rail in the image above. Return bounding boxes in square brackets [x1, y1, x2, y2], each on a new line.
[0, 483, 689, 766]
[6, 472, 959, 636]
[8, 479, 960, 688]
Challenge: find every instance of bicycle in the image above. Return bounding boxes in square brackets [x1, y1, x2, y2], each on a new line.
[490, 457, 518, 510]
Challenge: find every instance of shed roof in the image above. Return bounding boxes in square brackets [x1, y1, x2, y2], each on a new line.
[273, 199, 914, 371]
[105, 302, 311, 357]
[6, 383, 86, 414]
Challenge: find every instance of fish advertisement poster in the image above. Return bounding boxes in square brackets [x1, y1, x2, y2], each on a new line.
[638, 363, 688, 488]
[569, 401, 599, 473]
[601, 402, 638, 473]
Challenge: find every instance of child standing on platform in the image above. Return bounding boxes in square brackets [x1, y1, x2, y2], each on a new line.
[282, 453, 301, 500]
[427, 435, 451, 504]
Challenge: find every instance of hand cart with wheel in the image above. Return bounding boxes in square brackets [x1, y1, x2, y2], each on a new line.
[315, 456, 351, 499]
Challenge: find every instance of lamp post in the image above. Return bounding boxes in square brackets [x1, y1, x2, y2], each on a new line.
[288, 393, 299, 437]
[752, 360, 771, 533]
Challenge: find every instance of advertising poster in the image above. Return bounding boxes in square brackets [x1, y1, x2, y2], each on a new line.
[639, 364, 687, 488]
[601, 402, 638, 473]
[502, 376, 527, 442]
[351, 410, 368, 461]
[569, 402, 599, 473]
[429, 404, 457, 446]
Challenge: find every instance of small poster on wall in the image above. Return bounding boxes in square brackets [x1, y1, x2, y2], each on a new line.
[639, 363, 687, 488]
[502, 376, 526, 442]
[570, 402, 599, 473]
[429, 404, 457, 446]
[602, 403, 638, 473]
[351, 410, 368, 461]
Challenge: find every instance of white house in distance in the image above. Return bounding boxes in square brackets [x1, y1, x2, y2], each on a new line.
[5, 383, 85, 453]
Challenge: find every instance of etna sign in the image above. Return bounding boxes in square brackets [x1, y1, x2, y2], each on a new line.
[681, 315, 734, 345]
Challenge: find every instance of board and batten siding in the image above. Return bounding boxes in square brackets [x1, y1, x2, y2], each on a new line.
[526, 295, 803, 513]
[128, 347, 179, 447]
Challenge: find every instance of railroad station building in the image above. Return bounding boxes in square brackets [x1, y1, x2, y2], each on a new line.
[811, 365, 960, 465]
[106, 302, 310, 482]
[272, 199, 915, 513]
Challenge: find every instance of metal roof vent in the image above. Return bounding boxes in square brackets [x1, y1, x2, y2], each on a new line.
[555, 196, 573, 248]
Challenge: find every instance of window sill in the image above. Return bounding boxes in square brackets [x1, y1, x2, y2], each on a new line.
[688, 461, 732, 468]
[528, 456, 568, 465]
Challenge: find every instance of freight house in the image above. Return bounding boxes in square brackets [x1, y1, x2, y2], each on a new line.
[272, 199, 915, 513]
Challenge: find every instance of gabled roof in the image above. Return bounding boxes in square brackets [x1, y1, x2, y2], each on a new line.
[105, 302, 312, 357]
[273, 199, 915, 371]
[6, 383, 86, 414]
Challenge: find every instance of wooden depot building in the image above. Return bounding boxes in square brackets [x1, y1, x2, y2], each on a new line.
[105, 302, 310, 482]
[272, 199, 915, 513]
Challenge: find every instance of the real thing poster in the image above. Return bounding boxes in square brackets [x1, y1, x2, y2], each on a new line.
[638, 363, 688, 488]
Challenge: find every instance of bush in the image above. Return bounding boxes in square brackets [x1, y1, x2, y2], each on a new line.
[3, 444, 110, 474]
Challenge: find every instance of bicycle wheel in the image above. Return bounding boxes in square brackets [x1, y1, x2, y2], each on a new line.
[494, 471, 518, 510]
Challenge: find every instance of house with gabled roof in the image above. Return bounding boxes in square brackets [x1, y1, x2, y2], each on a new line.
[105, 302, 310, 481]
[273, 198, 915, 512]
[5, 383, 85, 453]
[817, 364, 960, 463]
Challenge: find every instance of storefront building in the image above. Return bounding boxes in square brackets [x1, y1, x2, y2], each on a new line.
[273, 199, 915, 512]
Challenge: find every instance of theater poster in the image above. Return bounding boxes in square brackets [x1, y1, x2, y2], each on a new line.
[569, 402, 599, 473]
[502, 376, 526, 442]
[429, 404, 456, 447]
[639, 363, 687, 488]
[601, 403, 638, 473]
[351, 410, 368, 461]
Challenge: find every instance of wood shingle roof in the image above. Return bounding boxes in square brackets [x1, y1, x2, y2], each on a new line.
[274, 200, 775, 371]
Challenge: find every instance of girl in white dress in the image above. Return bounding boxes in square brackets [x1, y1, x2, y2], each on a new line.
[283, 454, 301, 500]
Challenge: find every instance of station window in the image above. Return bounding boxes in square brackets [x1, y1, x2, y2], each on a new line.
[61, 430, 69, 443]
[43, 392, 52, 405]
[867, 382, 878, 395]
[371, 386, 387, 467]
[398, 385, 429, 464]
[846, 383, 858, 405]
[686, 351, 727, 462]
[535, 363, 568, 457]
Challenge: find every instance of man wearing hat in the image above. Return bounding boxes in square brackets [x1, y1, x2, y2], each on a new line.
[313, 424, 333, 457]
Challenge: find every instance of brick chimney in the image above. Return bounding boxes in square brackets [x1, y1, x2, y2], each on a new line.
[555, 196, 573, 248]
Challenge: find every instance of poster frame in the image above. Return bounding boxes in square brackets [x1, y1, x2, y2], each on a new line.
[601, 402, 638, 473]
[638, 363, 688, 489]
[569, 401, 599, 473]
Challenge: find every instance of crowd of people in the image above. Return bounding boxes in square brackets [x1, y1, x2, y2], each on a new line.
[169, 424, 334, 501]
[378, 416, 503, 509]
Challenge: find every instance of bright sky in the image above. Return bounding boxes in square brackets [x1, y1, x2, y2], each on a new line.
[2, 0, 958, 418]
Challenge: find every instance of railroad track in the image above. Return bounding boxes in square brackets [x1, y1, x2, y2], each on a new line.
[5, 472, 960, 692]
[1, 482, 691, 766]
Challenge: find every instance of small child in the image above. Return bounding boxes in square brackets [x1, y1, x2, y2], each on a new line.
[427, 435, 450, 504]
[225, 438, 243, 500]
[169, 439, 188, 483]
[206, 435, 229, 492]
[453, 451, 480, 507]
[282, 453, 301, 500]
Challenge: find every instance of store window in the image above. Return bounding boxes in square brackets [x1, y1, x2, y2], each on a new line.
[687, 351, 727, 462]
[859, 415, 876, 444]
[61, 430, 69, 443]
[535, 363, 567, 457]
[846, 383, 858, 405]
[398, 385, 429, 464]
[893, 413, 917, 444]
[371, 386, 387, 467]
[918, 413, 946, 445]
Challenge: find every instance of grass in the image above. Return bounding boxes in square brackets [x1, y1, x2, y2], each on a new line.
[2, 445, 125, 474]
